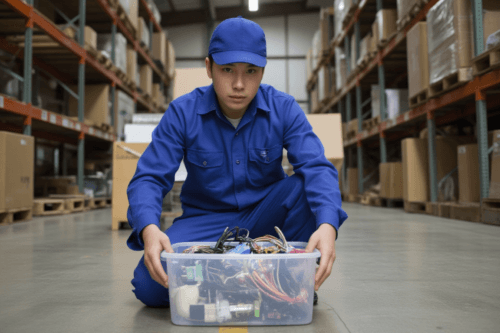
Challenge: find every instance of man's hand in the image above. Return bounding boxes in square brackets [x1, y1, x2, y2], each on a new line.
[305, 223, 337, 291]
[142, 224, 174, 288]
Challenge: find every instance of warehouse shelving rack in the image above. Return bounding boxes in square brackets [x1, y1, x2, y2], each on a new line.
[0, 0, 168, 191]
[309, 0, 499, 203]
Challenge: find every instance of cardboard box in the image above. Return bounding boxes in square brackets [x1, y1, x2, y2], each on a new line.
[306, 114, 344, 172]
[489, 130, 500, 199]
[126, 45, 137, 83]
[320, 7, 334, 55]
[128, 0, 138, 32]
[152, 83, 164, 106]
[140, 64, 153, 96]
[458, 144, 480, 203]
[406, 22, 429, 98]
[69, 84, 111, 126]
[317, 66, 331, 103]
[310, 88, 318, 113]
[0, 132, 34, 211]
[483, 10, 500, 49]
[306, 49, 313, 80]
[335, 47, 347, 91]
[347, 168, 358, 195]
[112, 142, 149, 230]
[386, 89, 409, 118]
[138, 17, 150, 49]
[357, 34, 371, 66]
[376, 9, 397, 43]
[347, 118, 359, 134]
[152, 30, 167, 66]
[350, 34, 357, 72]
[397, 0, 420, 23]
[380, 162, 403, 199]
[173, 68, 213, 100]
[166, 40, 176, 79]
[372, 19, 379, 48]
[84, 26, 97, 50]
[402, 138, 428, 202]
[115, 90, 135, 139]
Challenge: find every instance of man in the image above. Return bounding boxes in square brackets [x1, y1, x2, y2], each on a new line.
[126, 16, 348, 307]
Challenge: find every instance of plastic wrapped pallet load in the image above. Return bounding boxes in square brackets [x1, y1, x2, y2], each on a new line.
[335, 47, 346, 91]
[406, 22, 429, 100]
[426, 0, 473, 86]
[311, 30, 321, 70]
[138, 17, 150, 49]
[115, 90, 135, 140]
[396, 0, 420, 25]
[97, 33, 127, 73]
[334, 0, 346, 38]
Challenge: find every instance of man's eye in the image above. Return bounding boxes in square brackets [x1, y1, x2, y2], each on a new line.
[248, 69, 256, 74]
[223, 68, 232, 73]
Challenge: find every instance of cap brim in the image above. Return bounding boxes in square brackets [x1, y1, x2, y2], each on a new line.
[212, 51, 266, 67]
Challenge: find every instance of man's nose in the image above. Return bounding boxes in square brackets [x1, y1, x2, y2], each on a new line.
[233, 73, 244, 90]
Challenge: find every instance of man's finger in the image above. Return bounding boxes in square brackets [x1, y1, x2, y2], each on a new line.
[316, 256, 334, 290]
[315, 251, 333, 290]
[151, 250, 169, 287]
[161, 236, 175, 254]
[305, 235, 318, 253]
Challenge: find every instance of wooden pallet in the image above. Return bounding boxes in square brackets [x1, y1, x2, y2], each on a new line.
[91, 197, 110, 209]
[481, 199, 500, 225]
[472, 44, 500, 76]
[409, 88, 428, 109]
[380, 198, 404, 208]
[404, 201, 426, 214]
[449, 203, 481, 223]
[49, 195, 85, 213]
[362, 116, 380, 132]
[396, 0, 427, 31]
[84, 44, 99, 58]
[377, 32, 397, 50]
[33, 198, 67, 216]
[342, 194, 360, 203]
[428, 68, 473, 98]
[0, 207, 32, 225]
[426, 201, 456, 218]
[342, 2, 359, 29]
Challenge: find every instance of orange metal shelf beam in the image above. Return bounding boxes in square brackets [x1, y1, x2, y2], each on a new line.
[0, 95, 115, 142]
[140, 0, 162, 33]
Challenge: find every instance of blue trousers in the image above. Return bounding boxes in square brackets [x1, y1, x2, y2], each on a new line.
[131, 174, 316, 307]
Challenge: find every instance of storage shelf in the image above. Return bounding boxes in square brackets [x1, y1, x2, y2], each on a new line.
[0, 95, 115, 142]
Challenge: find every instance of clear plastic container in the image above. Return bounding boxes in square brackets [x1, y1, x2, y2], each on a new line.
[161, 241, 320, 326]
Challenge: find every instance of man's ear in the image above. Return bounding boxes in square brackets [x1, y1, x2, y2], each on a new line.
[205, 57, 212, 79]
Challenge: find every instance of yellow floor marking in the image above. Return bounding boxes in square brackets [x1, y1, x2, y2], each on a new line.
[219, 327, 248, 333]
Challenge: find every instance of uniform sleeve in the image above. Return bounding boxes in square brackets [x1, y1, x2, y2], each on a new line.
[283, 99, 348, 236]
[126, 104, 185, 250]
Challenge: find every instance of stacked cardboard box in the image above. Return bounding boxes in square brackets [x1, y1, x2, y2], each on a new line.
[335, 47, 347, 92]
[126, 45, 137, 84]
[379, 162, 403, 199]
[115, 90, 135, 139]
[68, 84, 111, 127]
[489, 130, 500, 199]
[334, 0, 346, 38]
[138, 17, 150, 49]
[97, 33, 127, 73]
[84, 26, 97, 50]
[306, 114, 344, 172]
[457, 144, 480, 203]
[152, 83, 165, 107]
[373, 10, 397, 46]
[111, 142, 149, 230]
[0, 132, 34, 212]
[319, 7, 334, 57]
[312, 30, 322, 70]
[152, 30, 167, 67]
[306, 49, 313, 81]
[166, 40, 176, 80]
[140, 64, 153, 97]
[406, 22, 429, 100]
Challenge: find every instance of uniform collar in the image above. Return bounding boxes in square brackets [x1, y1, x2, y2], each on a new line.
[198, 84, 271, 115]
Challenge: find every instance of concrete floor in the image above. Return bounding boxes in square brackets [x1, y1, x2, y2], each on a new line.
[1, 203, 500, 332]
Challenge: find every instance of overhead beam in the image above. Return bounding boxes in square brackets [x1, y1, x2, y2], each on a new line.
[161, 1, 320, 27]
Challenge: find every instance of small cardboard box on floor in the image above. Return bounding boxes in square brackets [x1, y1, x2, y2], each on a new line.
[112, 142, 149, 230]
[0, 131, 34, 212]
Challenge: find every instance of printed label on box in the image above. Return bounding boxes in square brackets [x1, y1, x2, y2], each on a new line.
[41, 110, 48, 121]
[50, 114, 57, 124]
[458, 147, 466, 154]
[0, 96, 3, 108]
[20, 139, 26, 145]
[62, 119, 69, 127]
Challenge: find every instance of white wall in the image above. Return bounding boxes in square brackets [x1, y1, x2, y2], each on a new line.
[168, 12, 319, 111]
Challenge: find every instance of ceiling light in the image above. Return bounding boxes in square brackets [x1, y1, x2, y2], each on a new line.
[249, 0, 258, 11]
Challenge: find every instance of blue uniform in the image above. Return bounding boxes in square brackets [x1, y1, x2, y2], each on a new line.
[127, 84, 348, 306]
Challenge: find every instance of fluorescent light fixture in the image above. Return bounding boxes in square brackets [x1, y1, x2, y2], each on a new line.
[249, 0, 258, 11]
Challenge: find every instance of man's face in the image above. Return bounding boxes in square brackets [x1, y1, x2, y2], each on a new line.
[206, 58, 264, 119]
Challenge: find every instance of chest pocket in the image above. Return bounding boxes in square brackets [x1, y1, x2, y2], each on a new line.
[248, 144, 285, 187]
[186, 149, 224, 189]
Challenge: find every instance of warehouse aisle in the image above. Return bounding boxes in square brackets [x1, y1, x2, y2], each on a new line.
[1, 204, 500, 333]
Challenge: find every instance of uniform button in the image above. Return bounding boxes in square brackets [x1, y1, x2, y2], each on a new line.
[203, 161, 207, 166]
[236, 160, 240, 165]
[266, 157, 269, 162]
[235, 132, 239, 136]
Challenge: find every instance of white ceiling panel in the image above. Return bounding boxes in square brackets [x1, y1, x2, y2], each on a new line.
[262, 59, 287, 93]
[287, 12, 319, 56]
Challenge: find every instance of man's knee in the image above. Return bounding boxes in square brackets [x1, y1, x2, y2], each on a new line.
[132, 257, 170, 307]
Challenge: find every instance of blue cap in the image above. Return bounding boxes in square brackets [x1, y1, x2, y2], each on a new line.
[209, 16, 267, 67]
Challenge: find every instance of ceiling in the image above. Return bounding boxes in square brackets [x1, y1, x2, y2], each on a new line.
[155, 0, 332, 27]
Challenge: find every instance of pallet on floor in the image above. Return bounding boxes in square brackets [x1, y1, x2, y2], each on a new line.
[404, 201, 426, 214]
[0, 207, 32, 225]
[33, 198, 68, 216]
[449, 203, 481, 223]
[481, 198, 500, 225]
[428, 68, 472, 98]
[409, 88, 428, 109]
[425, 201, 454, 218]
[472, 44, 500, 76]
[342, 193, 360, 203]
[89, 197, 111, 209]
[48, 194, 85, 213]
[380, 198, 404, 208]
